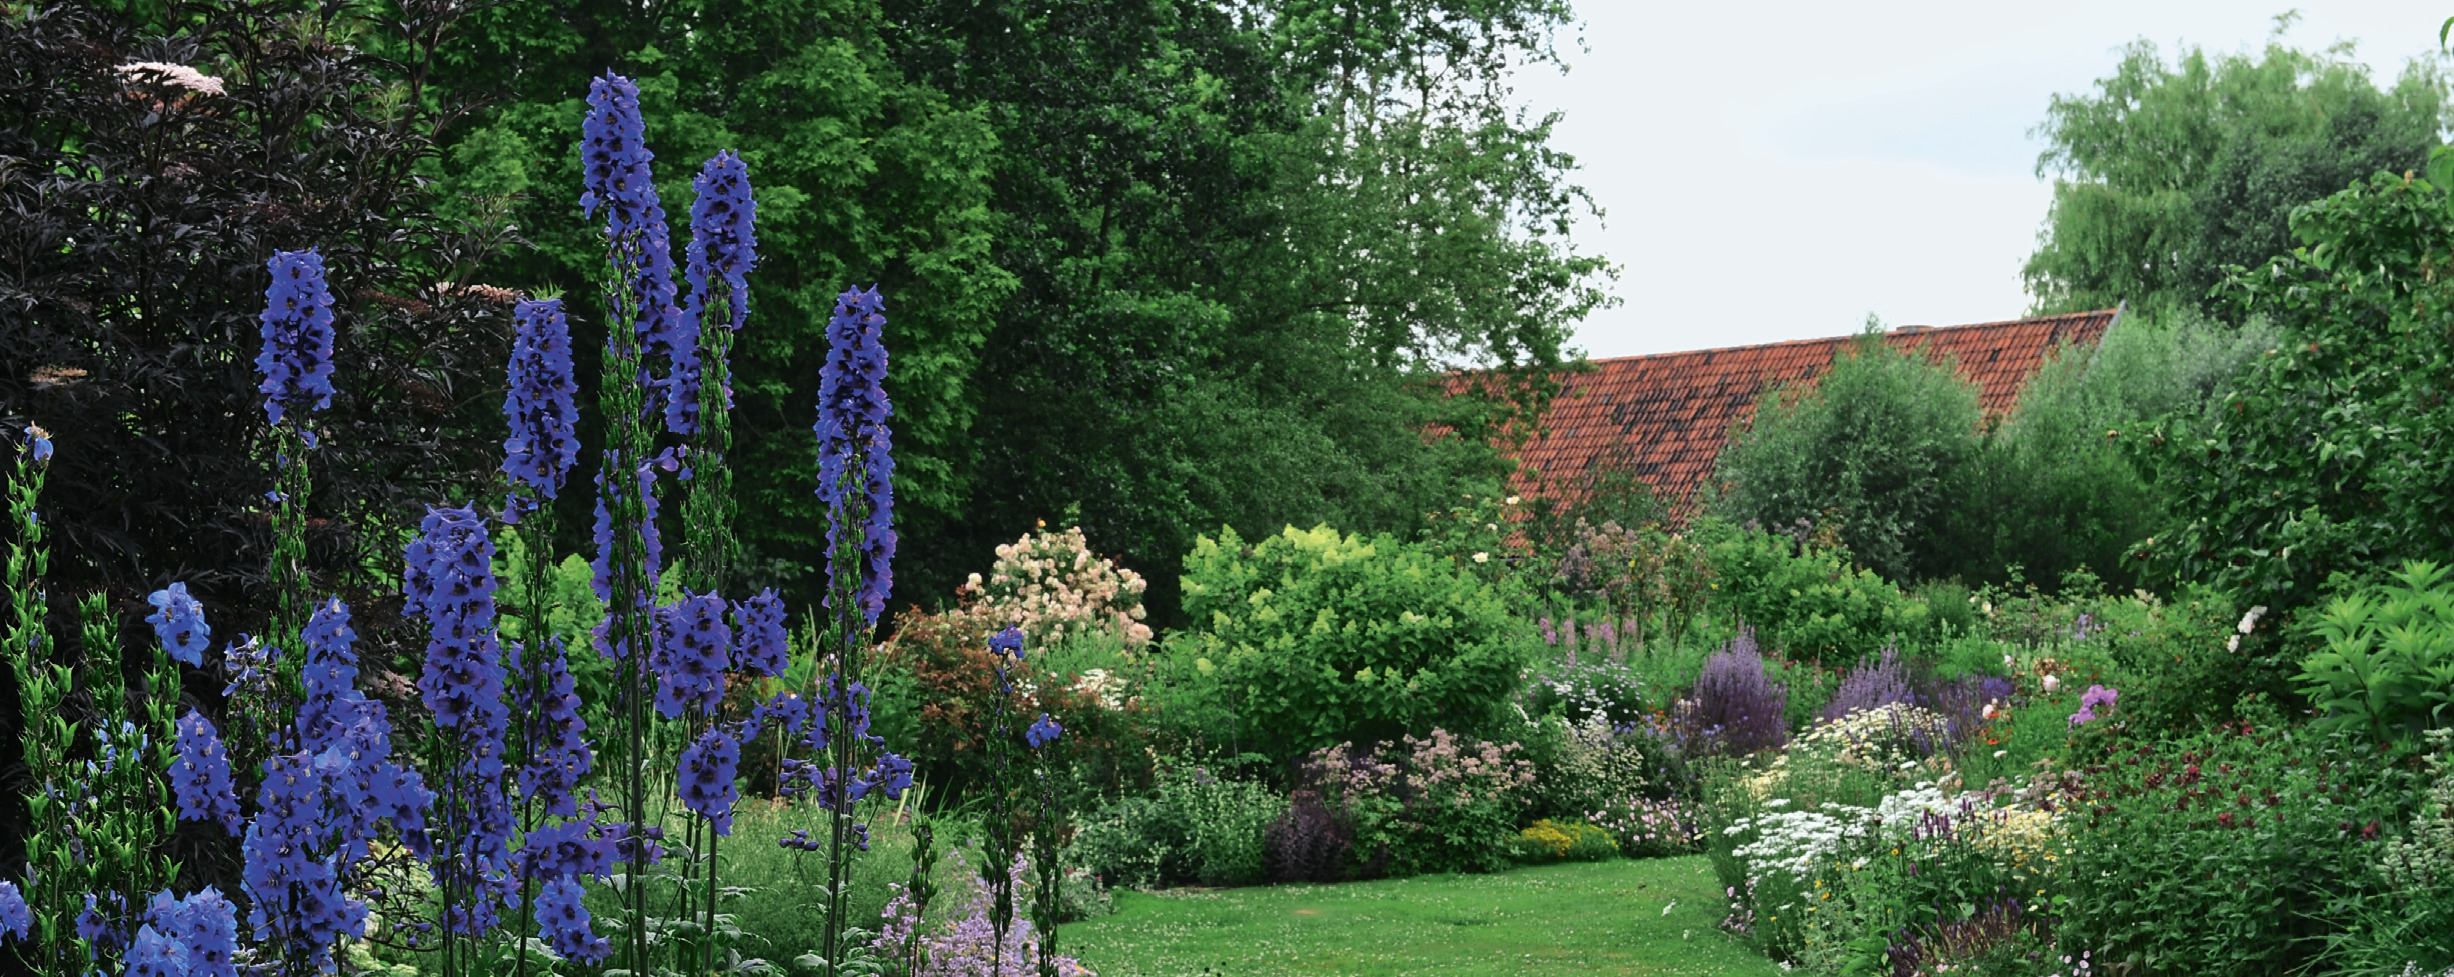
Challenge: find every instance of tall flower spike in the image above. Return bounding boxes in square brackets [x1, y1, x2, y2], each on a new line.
[256, 249, 338, 425]
[579, 73, 686, 407]
[651, 590, 731, 720]
[515, 636, 594, 818]
[678, 725, 742, 834]
[145, 582, 211, 666]
[172, 712, 244, 836]
[732, 589, 789, 678]
[670, 151, 759, 435]
[813, 286, 895, 625]
[148, 888, 239, 977]
[404, 505, 517, 934]
[0, 880, 27, 941]
[503, 298, 580, 520]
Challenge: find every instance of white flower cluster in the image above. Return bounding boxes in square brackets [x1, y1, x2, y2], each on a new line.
[956, 525, 1153, 649]
[117, 61, 227, 96]
[1726, 782, 1957, 885]
[1797, 703, 1954, 770]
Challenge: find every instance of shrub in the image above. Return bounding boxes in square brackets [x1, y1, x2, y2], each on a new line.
[1162, 524, 1533, 763]
[1159, 768, 1284, 886]
[953, 525, 1155, 650]
[1694, 518, 1930, 665]
[1303, 729, 1534, 878]
[2298, 561, 2454, 745]
[2047, 725, 2422, 976]
[1510, 819, 1617, 863]
[1522, 714, 1680, 823]
[1681, 632, 1790, 756]
[2338, 728, 2454, 973]
[1262, 789, 1352, 884]
[1521, 659, 1655, 727]
[1067, 797, 1187, 890]
[1588, 796, 1704, 858]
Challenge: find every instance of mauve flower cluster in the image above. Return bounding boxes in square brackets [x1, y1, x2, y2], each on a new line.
[955, 526, 1154, 649]
[255, 249, 338, 426]
[115, 60, 226, 96]
[404, 506, 516, 935]
[502, 298, 579, 521]
[870, 852, 1089, 977]
[2069, 684, 2119, 727]
[814, 286, 895, 626]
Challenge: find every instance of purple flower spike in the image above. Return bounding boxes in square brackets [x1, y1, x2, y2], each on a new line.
[679, 726, 742, 834]
[171, 712, 244, 835]
[148, 888, 240, 977]
[515, 637, 594, 818]
[733, 589, 789, 678]
[256, 249, 338, 425]
[503, 298, 579, 520]
[814, 286, 895, 626]
[404, 504, 516, 933]
[670, 151, 759, 435]
[580, 73, 686, 404]
[146, 582, 211, 666]
[652, 590, 732, 719]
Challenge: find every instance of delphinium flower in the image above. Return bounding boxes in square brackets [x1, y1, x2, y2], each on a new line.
[1026, 714, 1063, 749]
[172, 711, 244, 835]
[533, 877, 612, 964]
[242, 750, 354, 963]
[404, 504, 516, 936]
[295, 595, 360, 752]
[145, 582, 211, 666]
[651, 589, 731, 719]
[731, 589, 789, 678]
[125, 922, 188, 977]
[589, 453, 665, 660]
[669, 150, 759, 436]
[0, 880, 28, 941]
[147, 888, 239, 977]
[502, 298, 580, 522]
[255, 249, 339, 426]
[813, 286, 895, 626]
[515, 636, 594, 818]
[296, 597, 433, 868]
[579, 72, 686, 410]
[988, 627, 1024, 692]
[679, 725, 743, 834]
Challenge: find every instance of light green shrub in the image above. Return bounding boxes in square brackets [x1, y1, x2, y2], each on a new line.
[2298, 561, 2454, 744]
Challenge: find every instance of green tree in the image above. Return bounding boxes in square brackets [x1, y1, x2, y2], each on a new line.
[2131, 170, 2454, 622]
[1710, 324, 1980, 583]
[2026, 16, 2448, 315]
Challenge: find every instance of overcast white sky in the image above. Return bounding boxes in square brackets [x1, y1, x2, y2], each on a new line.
[1517, 2, 2448, 359]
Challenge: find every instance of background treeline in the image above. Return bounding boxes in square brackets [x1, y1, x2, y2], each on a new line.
[0, 0, 1611, 630]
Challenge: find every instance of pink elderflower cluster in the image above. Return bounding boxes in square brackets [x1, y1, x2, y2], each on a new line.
[1302, 729, 1535, 875]
[116, 61, 226, 96]
[956, 525, 1152, 650]
[871, 851, 1092, 977]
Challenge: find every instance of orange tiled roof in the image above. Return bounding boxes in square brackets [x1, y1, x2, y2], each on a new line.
[1504, 309, 2120, 516]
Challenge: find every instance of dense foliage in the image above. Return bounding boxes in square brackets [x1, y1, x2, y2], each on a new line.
[1159, 524, 1534, 764]
[2025, 20, 2448, 316]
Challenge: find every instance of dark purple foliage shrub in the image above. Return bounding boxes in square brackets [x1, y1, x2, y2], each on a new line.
[1263, 789, 1351, 884]
[1686, 630, 1788, 755]
[1819, 644, 1912, 723]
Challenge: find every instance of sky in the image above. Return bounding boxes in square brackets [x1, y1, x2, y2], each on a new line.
[1516, 1, 2448, 359]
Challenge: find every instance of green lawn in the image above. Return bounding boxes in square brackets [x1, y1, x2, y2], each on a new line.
[1061, 856, 1785, 977]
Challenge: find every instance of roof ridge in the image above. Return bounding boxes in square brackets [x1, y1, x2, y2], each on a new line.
[1571, 309, 2119, 368]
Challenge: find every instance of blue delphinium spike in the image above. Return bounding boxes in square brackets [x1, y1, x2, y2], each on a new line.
[0, 880, 29, 941]
[145, 582, 211, 666]
[515, 636, 594, 818]
[678, 725, 742, 834]
[147, 888, 239, 977]
[403, 505, 517, 936]
[255, 249, 339, 425]
[670, 151, 759, 435]
[650, 590, 731, 719]
[580, 73, 686, 412]
[732, 589, 789, 678]
[171, 712, 244, 836]
[1027, 714, 1063, 749]
[503, 298, 580, 522]
[813, 286, 895, 625]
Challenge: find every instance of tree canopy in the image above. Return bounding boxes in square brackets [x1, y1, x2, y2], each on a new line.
[2025, 17, 2448, 316]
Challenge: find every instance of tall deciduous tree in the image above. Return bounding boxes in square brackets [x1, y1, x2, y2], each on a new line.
[2025, 17, 2447, 315]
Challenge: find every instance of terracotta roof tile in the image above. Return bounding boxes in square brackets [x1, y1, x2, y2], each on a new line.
[1490, 309, 2119, 518]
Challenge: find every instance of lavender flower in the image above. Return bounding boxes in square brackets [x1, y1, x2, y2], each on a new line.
[1818, 644, 1911, 723]
[172, 711, 244, 835]
[679, 726, 742, 834]
[145, 582, 211, 666]
[732, 589, 789, 678]
[813, 286, 895, 626]
[652, 590, 731, 719]
[1687, 630, 1788, 756]
[514, 637, 594, 818]
[503, 298, 579, 520]
[1026, 714, 1062, 749]
[0, 880, 27, 941]
[579, 73, 685, 403]
[669, 150, 759, 435]
[147, 888, 239, 977]
[255, 249, 339, 425]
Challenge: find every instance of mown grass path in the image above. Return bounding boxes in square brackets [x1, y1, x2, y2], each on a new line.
[1063, 856, 1784, 976]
